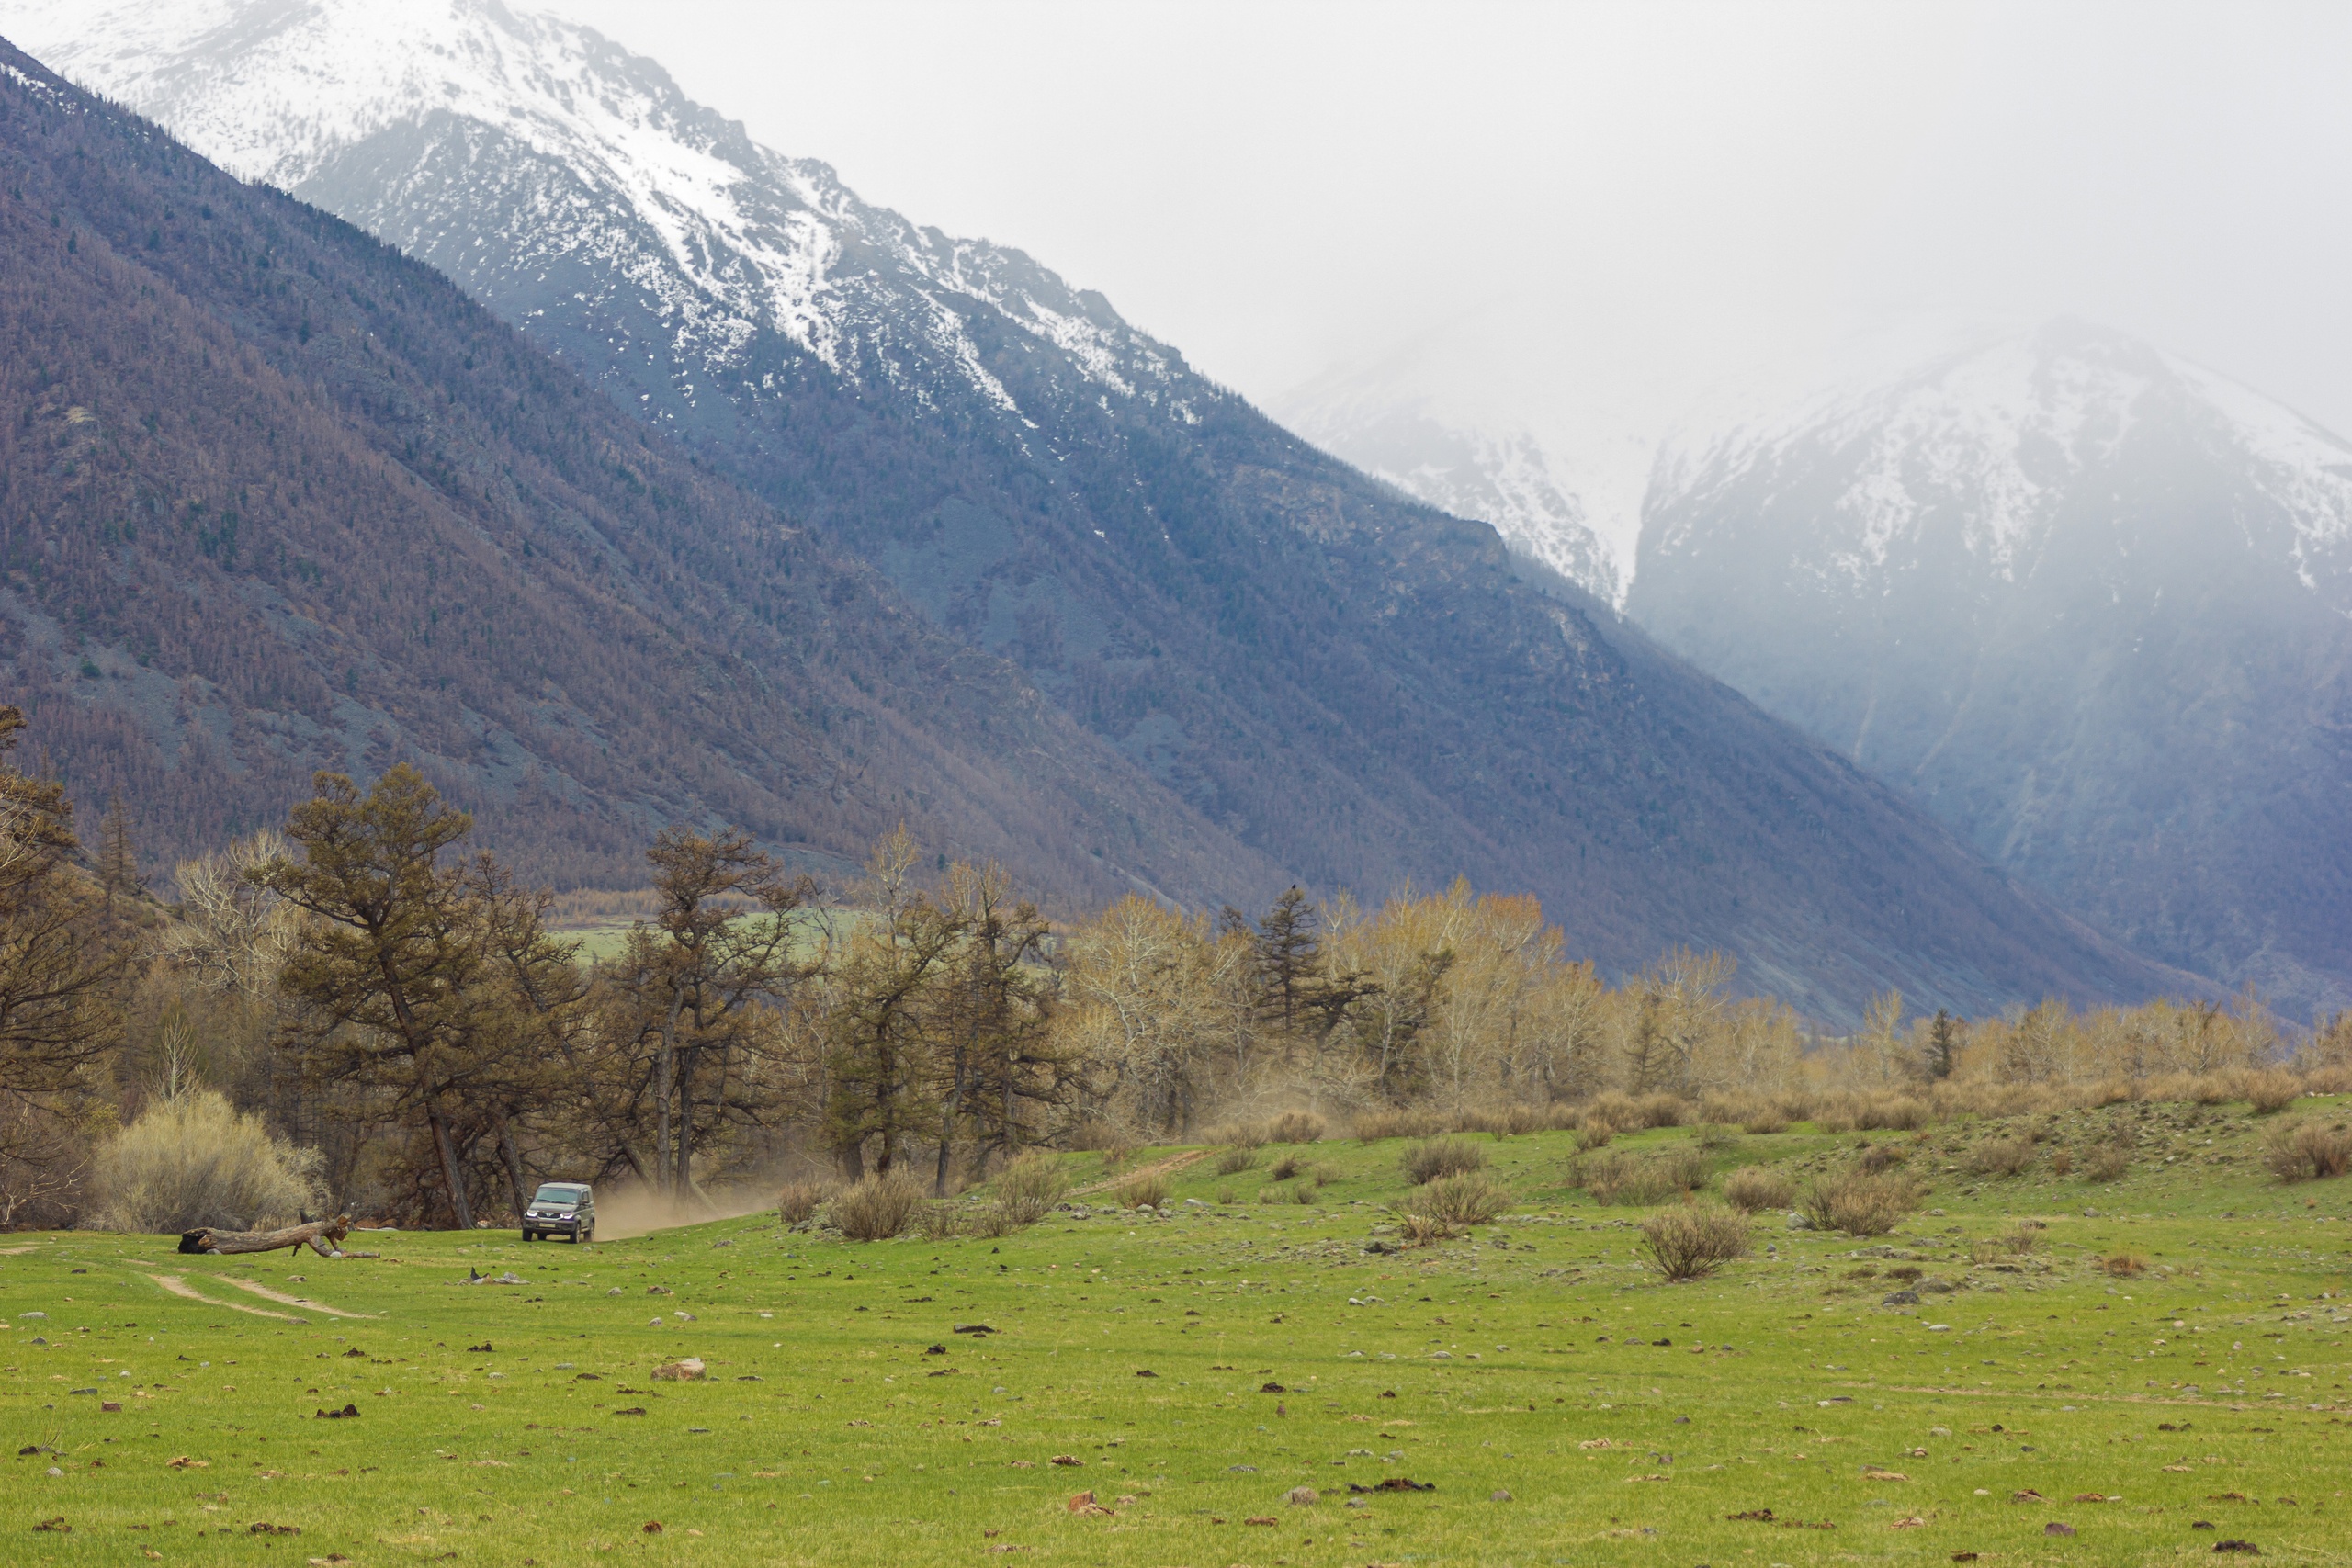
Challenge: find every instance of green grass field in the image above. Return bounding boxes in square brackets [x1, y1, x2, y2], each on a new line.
[7, 1100, 2352, 1565]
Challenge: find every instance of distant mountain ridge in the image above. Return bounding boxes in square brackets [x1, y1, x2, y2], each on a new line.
[0, 5, 2197, 1022]
[1633, 319, 2352, 1015]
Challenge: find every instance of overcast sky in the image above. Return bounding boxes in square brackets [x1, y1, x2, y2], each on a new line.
[539, 0, 2352, 442]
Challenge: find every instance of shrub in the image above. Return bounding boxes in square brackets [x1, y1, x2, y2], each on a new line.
[1290, 1184, 1318, 1205]
[1395, 1210, 1453, 1247]
[1573, 1119, 1616, 1151]
[2102, 1252, 2146, 1276]
[1400, 1135, 1487, 1186]
[831, 1171, 922, 1242]
[1740, 1106, 1791, 1135]
[1581, 1091, 1642, 1132]
[1694, 1123, 1740, 1153]
[1857, 1095, 1928, 1132]
[1634, 1093, 1691, 1129]
[1205, 1120, 1268, 1150]
[1405, 1172, 1512, 1229]
[2261, 1117, 2352, 1182]
[1352, 1108, 1442, 1143]
[1114, 1170, 1170, 1210]
[1800, 1169, 1920, 1236]
[1722, 1166, 1794, 1213]
[92, 1092, 323, 1234]
[1268, 1153, 1301, 1182]
[775, 1181, 830, 1226]
[1257, 1185, 1288, 1206]
[1216, 1186, 1237, 1205]
[1214, 1145, 1259, 1176]
[914, 1201, 965, 1240]
[1269, 1110, 1326, 1145]
[1097, 1144, 1134, 1170]
[1856, 1142, 1910, 1174]
[1970, 1136, 2036, 1177]
[977, 1150, 1068, 1235]
[1579, 1148, 1706, 1206]
[2049, 1147, 2074, 1176]
[2006, 1221, 2044, 1255]
[2083, 1144, 2131, 1181]
[1640, 1204, 1750, 1281]
[2240, 1068, 2303, 1115]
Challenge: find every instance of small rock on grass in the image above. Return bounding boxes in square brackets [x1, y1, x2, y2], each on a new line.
[1286, 1486, 1317, 1506]
[2045, 1521, 2077, 1537]
[1490, 1488, 1513, 1502]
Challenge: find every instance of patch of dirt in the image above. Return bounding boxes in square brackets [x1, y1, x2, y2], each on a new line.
[212, 1277, 373, 1318]
[146, 1275, 307, 1323]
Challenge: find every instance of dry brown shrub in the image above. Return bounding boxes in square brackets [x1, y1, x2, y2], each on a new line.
[2102, 1252, 2147, 1276]
[1740, 1105, 1791, 1135]
[1067, 1118, 1131, 1152]
[1269, 1110, 1326, 1145]
[1812, 1095, 1859, 1134]
[1206, 1120, 1270, 1150]
[831, 1171, 922, 1241]
[2188, 1074, 2236, 1106]
[1634, 1093, 1692, 1129]
[1269, 1153, 1301, 1181]
[2083, 1144, 2131, 1181]
[2301, 1062, 2352, 1096]
[1256, 1185, 1288, 1205]
[1405, 1172, 1512, 1228]
[1856, 1142, 1910, 1174]
[1213, 1145, 1259, 1176]
[1640, 1203, 1750, 1281]
[775, 1181, 830, 1227]
[2005, 1221, 2043, 1255]
[1573, 1119, 1616, 1151]
[2049, 1147, 2074, 1176]
[1394, 1210, 1453, 1247]
[1352, 1108, 1442, 1143]
[1856, 1095, 1928, 1132]
[1290, 1183, 1319, 1205]
[1801, 1169, 1920, 1235]
[1114, 1171, 1170, 1210]
[914, 1201, 966, 1240]
[1579, 1148, 1707, 1206]
[2237, 1067, 2303, 1115]
[974, 1149, 1068, 1235]
[1722, 1166, 1794, 1213]
[1400, 1135, 1487, 1186]
[2261, 1117, 2352, 1181]
[1694, 1123, 1740, 1152]
[1970, 1136, 2036, 1178]
[1582, 1091, 1642, 1132]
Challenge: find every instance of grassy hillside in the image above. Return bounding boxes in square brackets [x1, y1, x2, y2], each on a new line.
[6, 1101, 2350, 1564]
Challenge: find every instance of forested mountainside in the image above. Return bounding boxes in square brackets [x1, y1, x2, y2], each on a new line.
[0, 39, 1287, 902]
[0, 6, 2200, 1023]
[1634, 320, 2352, 1017]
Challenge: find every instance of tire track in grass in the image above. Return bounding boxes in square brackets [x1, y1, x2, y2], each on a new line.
[146, 1273, 308, 1323]
[210, 1276, 376, 1318]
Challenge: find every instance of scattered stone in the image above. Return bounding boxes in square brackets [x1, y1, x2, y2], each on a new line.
[1490, 1488, 1513, 1503]
[313, 1404, 360, 1420]
[2045, 1522, 2076, 1537]
[1286, 1486, 1317, 1506]
[651, 1358, 706, 1382]
[1050, 1455, 1083, 1467]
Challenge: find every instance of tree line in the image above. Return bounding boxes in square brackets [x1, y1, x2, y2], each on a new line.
[0, 718, 2335, 1230]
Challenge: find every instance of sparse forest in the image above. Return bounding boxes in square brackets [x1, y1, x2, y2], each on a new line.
[2, 716, 2341, 1233]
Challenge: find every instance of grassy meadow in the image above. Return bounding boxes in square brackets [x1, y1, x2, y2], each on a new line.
[6, 1099, 2352, 1566]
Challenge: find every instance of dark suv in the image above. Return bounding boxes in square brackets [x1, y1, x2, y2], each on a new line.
[522, 1181, 594, 1243]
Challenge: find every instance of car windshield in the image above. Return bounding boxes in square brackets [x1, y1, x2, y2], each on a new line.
[532, 1185, 584, 1207]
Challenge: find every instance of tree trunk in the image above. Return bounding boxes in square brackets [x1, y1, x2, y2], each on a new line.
[429, 1107, 475, 1230]
[498, 1118, 530, 1223]
[654, 979, 686, 1198]
[181, 1214, 352, 1256]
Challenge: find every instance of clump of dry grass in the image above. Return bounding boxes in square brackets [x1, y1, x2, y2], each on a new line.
[1800, 1168, 1920, 1236]
[1352, 1108, 1443, 1143]
[1268, 1152, 1302, 1181]
[2082, 1144, 2131, 1181]
[1856, 1142, 1910, 1174]
[775, 1180, 831, 1227]
[1269, 1110, 1326, 1145]
[1640, 1204, 1750, 1281]
[2262, 1117, 2352, 1181]
[2239, 1067, 2304, 1115]
[1722, 1166, 1794, 1213]
[973, 1149, 1067, 1235]
[831, 1171, 922, 1241]
[1205, 1120, 1269, 1150]
[1573, 1119, 1616, 1151]
[1403, 1172, 1513, 1230]
[1740, 1106, 1791, 1135]
[1114, 1170, 1170, 1210]
[914, 1201, 966, 1240]
[1213, 1145, 1259, 1176]
[1578, 1148, 1707, 1206]
[1400, 1135, 1487, 1186]
[2102, 1252, 2147, 1277]
[1970, 1136, 2036, 1178]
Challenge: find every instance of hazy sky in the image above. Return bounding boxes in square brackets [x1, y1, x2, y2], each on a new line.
[541, 0, 2352, 439]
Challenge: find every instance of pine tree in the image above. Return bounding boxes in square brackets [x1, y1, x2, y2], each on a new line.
[96, 796, 140, 902]
[1253, 886, 1321, 1032]
[1927, 1009, 1959, 1081]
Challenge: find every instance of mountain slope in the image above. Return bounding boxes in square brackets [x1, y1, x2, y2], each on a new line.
[3, 4, 2194, 1021]
[0, 38, 1282, 902]
[1634, 319, 2352, 1015]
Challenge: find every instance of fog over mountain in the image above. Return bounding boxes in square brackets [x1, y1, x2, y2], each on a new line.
[1633, 319, 2352, 1016]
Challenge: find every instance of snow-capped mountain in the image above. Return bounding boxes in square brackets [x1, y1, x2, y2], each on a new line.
[1277, 389, 1623, 602]
[0, 5, 2199, 1021]
[1631, 318, 2352, 1013]
[0, 0, 1200, 440]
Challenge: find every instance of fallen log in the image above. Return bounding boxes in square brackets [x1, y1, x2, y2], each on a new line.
[179, 1215, 353, 1258]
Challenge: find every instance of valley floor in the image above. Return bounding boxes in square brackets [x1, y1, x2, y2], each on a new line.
[6, 1109, 2352, 1565]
